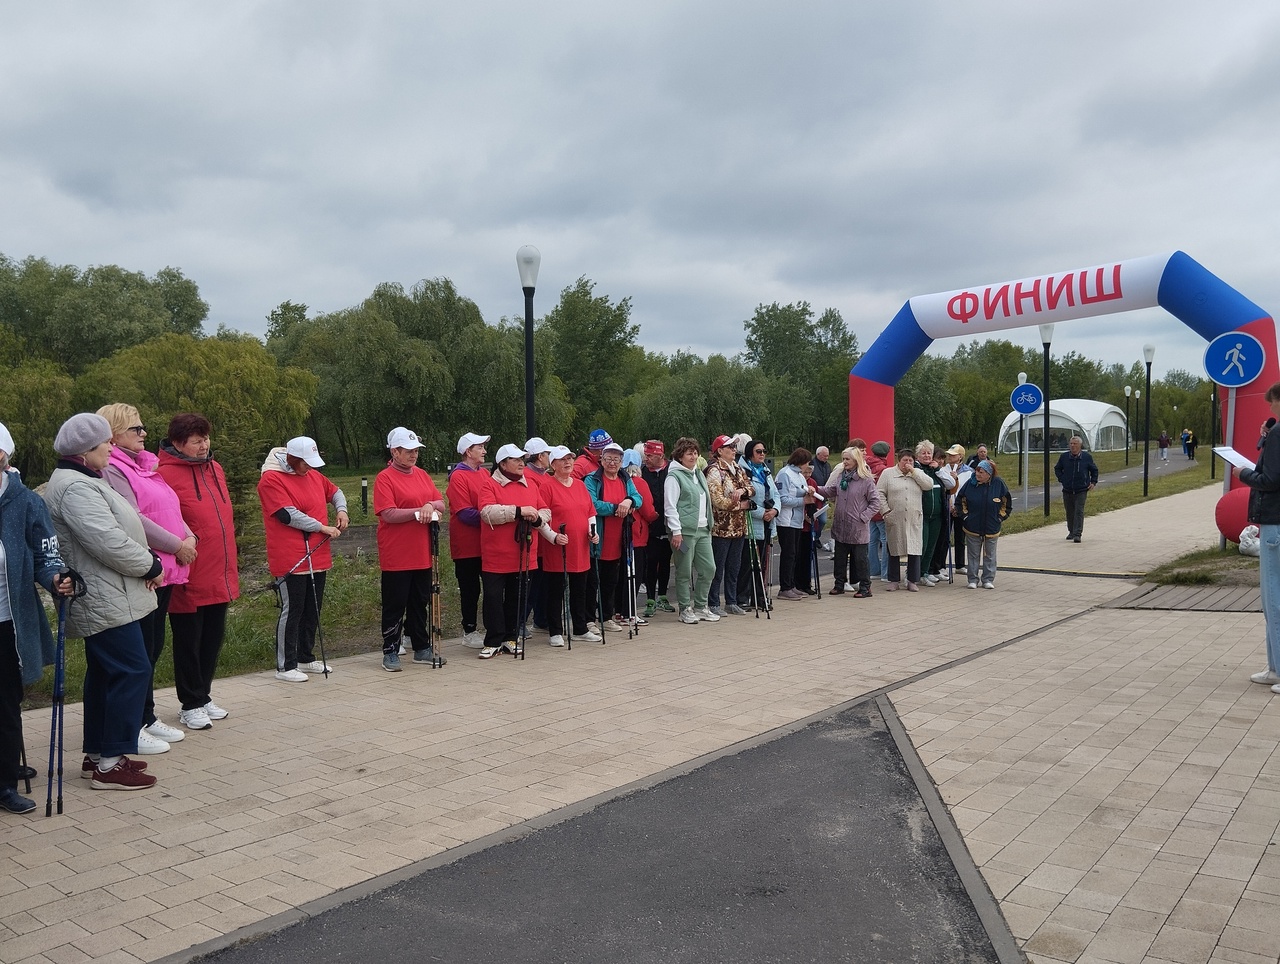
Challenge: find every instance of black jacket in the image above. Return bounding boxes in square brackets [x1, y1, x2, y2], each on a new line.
[1243, 426, 1280, 525]
[1054, 451, 1098, 493]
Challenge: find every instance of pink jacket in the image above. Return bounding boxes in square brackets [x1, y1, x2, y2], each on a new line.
[104, 447, 192, 587]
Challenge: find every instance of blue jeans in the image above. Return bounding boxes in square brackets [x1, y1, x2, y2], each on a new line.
[709, 536, 744, 608]
[1261, 524, 1280, 673]
[869, 520, 888, 577]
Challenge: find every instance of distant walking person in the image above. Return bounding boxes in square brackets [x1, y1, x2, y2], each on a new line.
[1236, 383, 1280, 694]
[1158, 432, 1171, 461]
[1054, 436, 1097, 543]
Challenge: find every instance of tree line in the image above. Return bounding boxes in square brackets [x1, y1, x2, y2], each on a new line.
[0, 252, 1215, 498]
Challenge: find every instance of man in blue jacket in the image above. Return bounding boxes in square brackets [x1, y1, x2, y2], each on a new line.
[1054, 436, 1098, 543]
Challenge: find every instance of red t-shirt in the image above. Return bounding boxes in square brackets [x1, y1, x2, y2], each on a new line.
[374, 465, 444, 571]
[541, 477, 595, 573]
[446, 463, 486, 560]
[597, 474, 628, 561]
[257, 467, 339, 576]
[524, 466, 553, 562]
[628, 475, 657, 548]
[477, 473, 547, 574]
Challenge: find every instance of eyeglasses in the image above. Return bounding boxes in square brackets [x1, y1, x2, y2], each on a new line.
[602, 455, 622, 463]
[127, 425, 146, 435]
[753, 449, 766, 455]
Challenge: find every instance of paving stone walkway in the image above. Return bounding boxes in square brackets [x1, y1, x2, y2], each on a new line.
[2, 484, 1276, 964]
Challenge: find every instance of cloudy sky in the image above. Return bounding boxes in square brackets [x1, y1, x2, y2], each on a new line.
[3, 2, 1278, 382]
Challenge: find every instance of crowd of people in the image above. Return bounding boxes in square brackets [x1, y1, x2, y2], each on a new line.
[3, 410, 1031, 814]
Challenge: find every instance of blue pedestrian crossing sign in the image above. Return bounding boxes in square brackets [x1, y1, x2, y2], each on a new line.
[1010, 383, 1043, 415]
[1205, 332, 1265, 388]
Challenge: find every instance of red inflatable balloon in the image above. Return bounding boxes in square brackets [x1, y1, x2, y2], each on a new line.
[1216, 487, 1251, 543]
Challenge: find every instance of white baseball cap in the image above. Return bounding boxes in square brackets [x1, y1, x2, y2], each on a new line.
[0, 421, 13, 459]
[548, 445, 573, 461]
[494, 443, 525, 463]
[387, 427, 423, 450]
[285, 436, 325, 467]
[523, 436, 552, 456]
[457, 432, 490, 455]
[601, 442, 624, 456]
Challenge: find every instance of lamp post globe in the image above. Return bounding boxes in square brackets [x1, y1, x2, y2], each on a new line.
[516, 246, 541, 439]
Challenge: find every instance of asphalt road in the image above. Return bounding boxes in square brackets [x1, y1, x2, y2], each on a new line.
[202, 701, 1010, 964]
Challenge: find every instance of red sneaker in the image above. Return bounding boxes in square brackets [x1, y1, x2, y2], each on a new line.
[81, 755, 149, 779]
[90, 758, 157, 790]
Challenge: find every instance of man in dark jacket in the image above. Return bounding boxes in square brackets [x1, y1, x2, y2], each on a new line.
[1054, 436, 1098, 543]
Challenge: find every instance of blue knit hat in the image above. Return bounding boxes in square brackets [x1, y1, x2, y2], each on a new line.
[587, 429, 613, 451]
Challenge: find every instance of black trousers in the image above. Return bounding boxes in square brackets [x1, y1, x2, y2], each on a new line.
[138, 585, 172, 726]
[597, 559, 622, 621]
[738, 537, 770, 608]
[170, 602, 229, 711]
[275, 571, 326, 670]
[543, 570, 588, 637]
[381, 568, 432, 656]
[453, 556, 482, 634]
[481, 570, 522, 647]
[644, 538, 671, 599]
[793, 530, 813, 592]
[0, 622, 23, 791]
[952, 514, 967, 569]
[834, 542, 871, 593]
[887, 554, 921, 584]
[777, 527, 801, 592]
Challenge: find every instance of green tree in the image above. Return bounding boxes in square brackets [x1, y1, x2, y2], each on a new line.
[154, 266, 209, 337]
[0, 359, 75, 481]
[541, 277, 639, 443]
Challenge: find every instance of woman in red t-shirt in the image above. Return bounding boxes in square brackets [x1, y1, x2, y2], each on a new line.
[374, 427, 445, 672]
[540, 446, 601, 645]
[584, 443, 644, 633]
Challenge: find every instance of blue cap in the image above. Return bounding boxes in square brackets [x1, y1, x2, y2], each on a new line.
[621, 450, 640, 469]
[588, 429, 613, 450]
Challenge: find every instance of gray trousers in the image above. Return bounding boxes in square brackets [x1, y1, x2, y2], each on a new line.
[1062, 489, 1088, 538]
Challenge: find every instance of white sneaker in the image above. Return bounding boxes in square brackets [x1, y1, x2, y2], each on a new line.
[462, 631, 484, 649]
[694, 607, 721, 622]
[923, 574, 939, 585]
[1250, 669, 1280, 684]
[602, 619, 624, 633]
[587, 621, 600, 635]
[275, 669, 309, 682]
[967, 582, 978, 590]
[398, 642, 408, 656]
[299, 660, 334, 674]
[573, 630, 603, 642]
[179, 707, 213, 730]
[679, 608, 699, 624]
[955, 566, 967, 575]
[136, 728, 170, 755]
[548, 635, 566, 648]
[145, 720, 185, 743]
[982, 581, 995, 590]
[203, 701, 229, 720]
[478, 646, 502, 659]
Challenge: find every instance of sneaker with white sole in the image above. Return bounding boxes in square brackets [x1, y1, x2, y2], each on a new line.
[135, 728, 170, 755]
[383, 652, 402, 672]
[145, 720, 185, 743]
[725, 604, 748, 616]
[982, 581, 995, 590]
[398, 642, 408, 656]
[679, 607, 699, 624]
[92, 758, 156, 791]
[179, 706, 213, 730]
[587, 621, 600, 635]
[573, 630, 603, 642]
[709, 606, 727, 618]
[694, 607, 721, 622]
[602, 619, 623, 633]
[549, 635, 566, 648]
[967, 581, 978, 590]
[203, 701, 229, 720]
[82, 755, 148, 779]
[656, 597, 676, 613]
[478, 646, 502, 659]
[1250, 669, 1280, 684]
[299, 660, 334, 674]
[501, 640, 522, 656]
[275, 669, 309, 682]
[462, 631, 485, 649]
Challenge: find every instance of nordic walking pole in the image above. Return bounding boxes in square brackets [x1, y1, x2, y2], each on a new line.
[622, 516, 638, 639]
[429, 511, 444, 667]
[558, 524, 571, 651]
[514, 514, 533, 660]
[811, 534, 822, 599]
[747, 534, 761, 619]
[304, 533, 330, 679]
[46, 595, 67, 817]
[589, 518, 604, 644]
[760, 517, 773, 620]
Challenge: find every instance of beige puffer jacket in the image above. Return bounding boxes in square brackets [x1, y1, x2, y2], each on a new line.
[43, 466, 159, 638]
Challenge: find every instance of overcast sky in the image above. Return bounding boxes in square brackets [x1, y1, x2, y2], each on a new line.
[3, 2, 1278, 383]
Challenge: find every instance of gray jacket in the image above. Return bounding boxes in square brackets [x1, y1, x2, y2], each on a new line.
[42, 463, 160, 638]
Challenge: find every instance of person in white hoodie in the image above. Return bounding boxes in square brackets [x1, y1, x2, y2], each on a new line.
[663, 437, 720, 625]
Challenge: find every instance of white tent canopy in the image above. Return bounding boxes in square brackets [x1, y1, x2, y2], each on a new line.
[997, 399, 1128, 454]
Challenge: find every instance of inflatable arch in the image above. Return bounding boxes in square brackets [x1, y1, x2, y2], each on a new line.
[848, 251, 1276, 489]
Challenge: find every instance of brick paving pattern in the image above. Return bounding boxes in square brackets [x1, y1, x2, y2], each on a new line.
[3, 484, 1275, 964]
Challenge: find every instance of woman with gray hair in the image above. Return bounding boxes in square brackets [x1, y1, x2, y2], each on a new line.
[43, 413, 163, 790]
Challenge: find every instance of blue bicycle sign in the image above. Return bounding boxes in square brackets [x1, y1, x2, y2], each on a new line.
[1010, 383, 1043, 415]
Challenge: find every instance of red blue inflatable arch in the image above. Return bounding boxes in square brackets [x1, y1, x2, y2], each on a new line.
[849, 251, 1275, 486]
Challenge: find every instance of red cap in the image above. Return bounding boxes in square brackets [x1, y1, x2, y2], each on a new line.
[711, 434, 735, 454]
[644, 440, 664, 455]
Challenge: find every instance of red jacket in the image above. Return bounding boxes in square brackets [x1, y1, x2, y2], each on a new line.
[628, 475, 658, 548]
[156, 446, 240, 613]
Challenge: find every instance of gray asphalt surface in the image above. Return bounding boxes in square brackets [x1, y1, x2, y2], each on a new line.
[1004, 450, 1205, 511]
[201, 701, 1009, 964]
